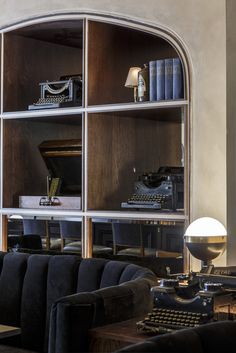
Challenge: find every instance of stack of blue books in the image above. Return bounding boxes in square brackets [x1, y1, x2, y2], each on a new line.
[149, 57, 184, 101]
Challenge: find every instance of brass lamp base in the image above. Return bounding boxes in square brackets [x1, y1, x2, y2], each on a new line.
[185, 235, 227, 263]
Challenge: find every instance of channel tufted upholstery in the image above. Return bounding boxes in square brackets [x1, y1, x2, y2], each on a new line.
[0, 252, 156, 353]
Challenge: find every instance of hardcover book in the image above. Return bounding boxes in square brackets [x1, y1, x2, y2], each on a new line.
[149, 60, 157, 101]
[165, 58, 173, 100]
[173, 58, 184, 99]
[156, 59, 165, 100]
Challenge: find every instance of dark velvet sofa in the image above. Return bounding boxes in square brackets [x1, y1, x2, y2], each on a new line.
[0, 252, 156, 353]
[115, 320, 236, 353]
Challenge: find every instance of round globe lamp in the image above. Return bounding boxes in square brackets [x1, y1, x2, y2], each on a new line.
[184, 217, 227, 266]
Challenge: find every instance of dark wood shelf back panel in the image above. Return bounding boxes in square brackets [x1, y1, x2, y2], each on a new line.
[87, 112, 182, 210]
[87, 20, 179, 106]
[94, 107, 183, 123]
[10, 20, 84, 49]
[3, 115, 82, 208]
[4, 32, 83, 112]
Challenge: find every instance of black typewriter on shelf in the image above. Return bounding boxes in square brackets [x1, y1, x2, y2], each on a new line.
[121, 166, 184, 211]
[137, 278, 236, 335]
[28, 74, 82, 110]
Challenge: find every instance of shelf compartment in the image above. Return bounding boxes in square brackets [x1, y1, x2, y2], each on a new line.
[87, 109, 183, 211]
[87, 20, 185, 106]
[3, 20, 84, 112]
[3, 114, 83, 209]
[90, 217, 184, 275]
[87, 105, 184, 123]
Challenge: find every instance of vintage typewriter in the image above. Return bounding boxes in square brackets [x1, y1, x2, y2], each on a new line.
[121, 166, 184, 211]
[28, 74, 82, 110]
[137, 278, 236, 334]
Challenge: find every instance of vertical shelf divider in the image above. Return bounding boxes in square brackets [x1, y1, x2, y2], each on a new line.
[0, 33, 4, 250]
[81, 18, 89, 258]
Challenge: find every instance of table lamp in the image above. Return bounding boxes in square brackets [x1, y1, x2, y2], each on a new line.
[184, 217, 227, 268]
[125, 67, 141, 102]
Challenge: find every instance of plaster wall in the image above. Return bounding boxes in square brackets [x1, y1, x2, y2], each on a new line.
[0, 0, 228, 265]
[226, 0, 236, 266]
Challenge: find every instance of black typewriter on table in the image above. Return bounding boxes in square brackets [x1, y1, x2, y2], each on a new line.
[137, 278, 236, 335]
[28, 74, 82, 110]
[121, 166, 184, 211]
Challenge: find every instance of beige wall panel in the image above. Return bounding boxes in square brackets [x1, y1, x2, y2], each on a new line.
[226, 0, 236, 266]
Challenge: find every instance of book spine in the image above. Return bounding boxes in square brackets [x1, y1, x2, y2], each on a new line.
[149, 61, 157, 101]
[164, 58, 173, 100]
[156, 59, 165, 101]
[173, 58, 184, 99]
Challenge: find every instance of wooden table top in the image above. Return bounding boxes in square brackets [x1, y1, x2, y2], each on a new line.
[89, 317, 151, 344]
[0, 324, 21, 339]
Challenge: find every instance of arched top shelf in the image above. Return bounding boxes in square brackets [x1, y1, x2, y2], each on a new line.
[1, 14, 190, 112]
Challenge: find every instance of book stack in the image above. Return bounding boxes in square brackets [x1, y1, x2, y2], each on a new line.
[149, 57, 184, 101]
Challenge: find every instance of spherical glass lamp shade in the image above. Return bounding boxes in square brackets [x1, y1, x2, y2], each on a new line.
[184, 217, 227, 264]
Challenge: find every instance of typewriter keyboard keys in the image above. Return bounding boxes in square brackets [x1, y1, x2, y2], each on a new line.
[139, 308, 210, 333]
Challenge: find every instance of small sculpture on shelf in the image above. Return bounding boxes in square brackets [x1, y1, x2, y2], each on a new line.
[137, 63, 149, 102]
[39, 176, 61, 207]
[28, 74, 82, 110]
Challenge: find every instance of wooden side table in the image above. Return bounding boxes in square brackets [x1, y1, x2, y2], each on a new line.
[89, 317, 152, 353]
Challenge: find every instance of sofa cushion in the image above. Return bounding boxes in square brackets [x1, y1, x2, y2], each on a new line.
[194, 320, 236, 352]
[21, 255, 50, 352]
[45, 255, 80, 350]
[77, 258, 109, 292]
[100, 261, 130, 288]
[119, 263, 154, 283]
[151, 329, 203, 353]
[0, 253, 29, 326]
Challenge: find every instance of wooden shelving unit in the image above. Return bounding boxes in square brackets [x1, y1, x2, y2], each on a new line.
[0, 16, 190, 270]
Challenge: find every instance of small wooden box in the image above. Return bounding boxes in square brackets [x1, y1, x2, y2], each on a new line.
[19, 196, 81, 210]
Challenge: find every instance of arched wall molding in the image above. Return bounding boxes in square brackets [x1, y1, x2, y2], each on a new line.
[0, 10, 193, 93]
[0, 9, 193, 221]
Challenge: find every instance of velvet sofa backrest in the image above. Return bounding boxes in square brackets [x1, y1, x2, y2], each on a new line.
[21, 254, 50, 351]
[0, 252, 29, 327]
[0, 252, 154, 352]
[77, 258, 155, 292]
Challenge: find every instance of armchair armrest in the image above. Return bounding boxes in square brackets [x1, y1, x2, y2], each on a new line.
[94, 278, 153, 324]
[48, 292, 104, 353]
[48, 278, 153, 353]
